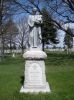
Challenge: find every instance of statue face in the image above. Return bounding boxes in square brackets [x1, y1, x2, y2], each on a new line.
[32, 8, 37, 15]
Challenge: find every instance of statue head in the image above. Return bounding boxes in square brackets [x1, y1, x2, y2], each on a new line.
[32, 8, 37, 15]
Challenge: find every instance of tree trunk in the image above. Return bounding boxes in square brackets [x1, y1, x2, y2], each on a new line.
[22, 46, 24, 54]
[0, 37, 2, 61]
[10, 34, 12, 53]
[42, 40, 45, 51]
[21, 41, 24, 54]
[0, 0, 4, 61]
[1, 34, 4, 57]
[0, 34, 4, 61]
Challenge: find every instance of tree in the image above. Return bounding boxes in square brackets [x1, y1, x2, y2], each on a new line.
[3, 18, 18, 53]
[42, 8, 58, 50]
[62, 0, 74, 12]
[0, 0, 4, 60]
[44, 0, 74, 36]
[62, 0, 74, 23]
[64, 28, 73, 53]
[16, 16, 29, 53]
[0, 0, 19, 60]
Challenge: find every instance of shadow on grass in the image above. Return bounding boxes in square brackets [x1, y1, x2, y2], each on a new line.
[20, 76, 24, 85]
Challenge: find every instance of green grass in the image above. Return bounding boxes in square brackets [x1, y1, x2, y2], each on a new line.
[0, 52, 74, 100]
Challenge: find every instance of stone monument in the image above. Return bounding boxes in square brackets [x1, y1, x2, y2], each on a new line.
[20, 8, 50, 93]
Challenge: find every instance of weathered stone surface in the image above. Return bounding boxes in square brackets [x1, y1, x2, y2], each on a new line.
[23, 48, 47, 59]
[20, 48, 50, 93]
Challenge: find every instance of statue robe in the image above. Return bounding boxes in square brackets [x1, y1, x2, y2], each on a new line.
[28, 15, 42, 48]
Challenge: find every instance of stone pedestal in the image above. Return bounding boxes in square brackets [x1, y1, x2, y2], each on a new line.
[20, 48, 50, 93]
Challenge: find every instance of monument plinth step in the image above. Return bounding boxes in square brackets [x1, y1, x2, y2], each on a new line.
[23, 48, 47, 59]
[20, 82, 50, 93]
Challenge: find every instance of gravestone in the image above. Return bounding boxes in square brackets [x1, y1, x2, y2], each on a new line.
[20, 48, 50, 93]
[12, 53, 15, 58]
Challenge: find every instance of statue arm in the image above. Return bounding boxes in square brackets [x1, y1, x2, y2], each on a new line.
[28, 16, 34, 27]
[34, 15, 43, 25]
[38, 27, 42, 40]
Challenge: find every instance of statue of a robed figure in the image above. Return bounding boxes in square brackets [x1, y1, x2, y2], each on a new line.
[28, 8, 42, 48]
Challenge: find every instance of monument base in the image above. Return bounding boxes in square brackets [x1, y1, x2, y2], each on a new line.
[20, 82, 50, 93]
[20, 48, 51, 93]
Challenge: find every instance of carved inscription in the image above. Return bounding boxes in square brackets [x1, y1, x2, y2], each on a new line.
[29, 63, 43, 85]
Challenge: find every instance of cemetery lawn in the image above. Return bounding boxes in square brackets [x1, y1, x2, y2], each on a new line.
[0, 52, 74, 100]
